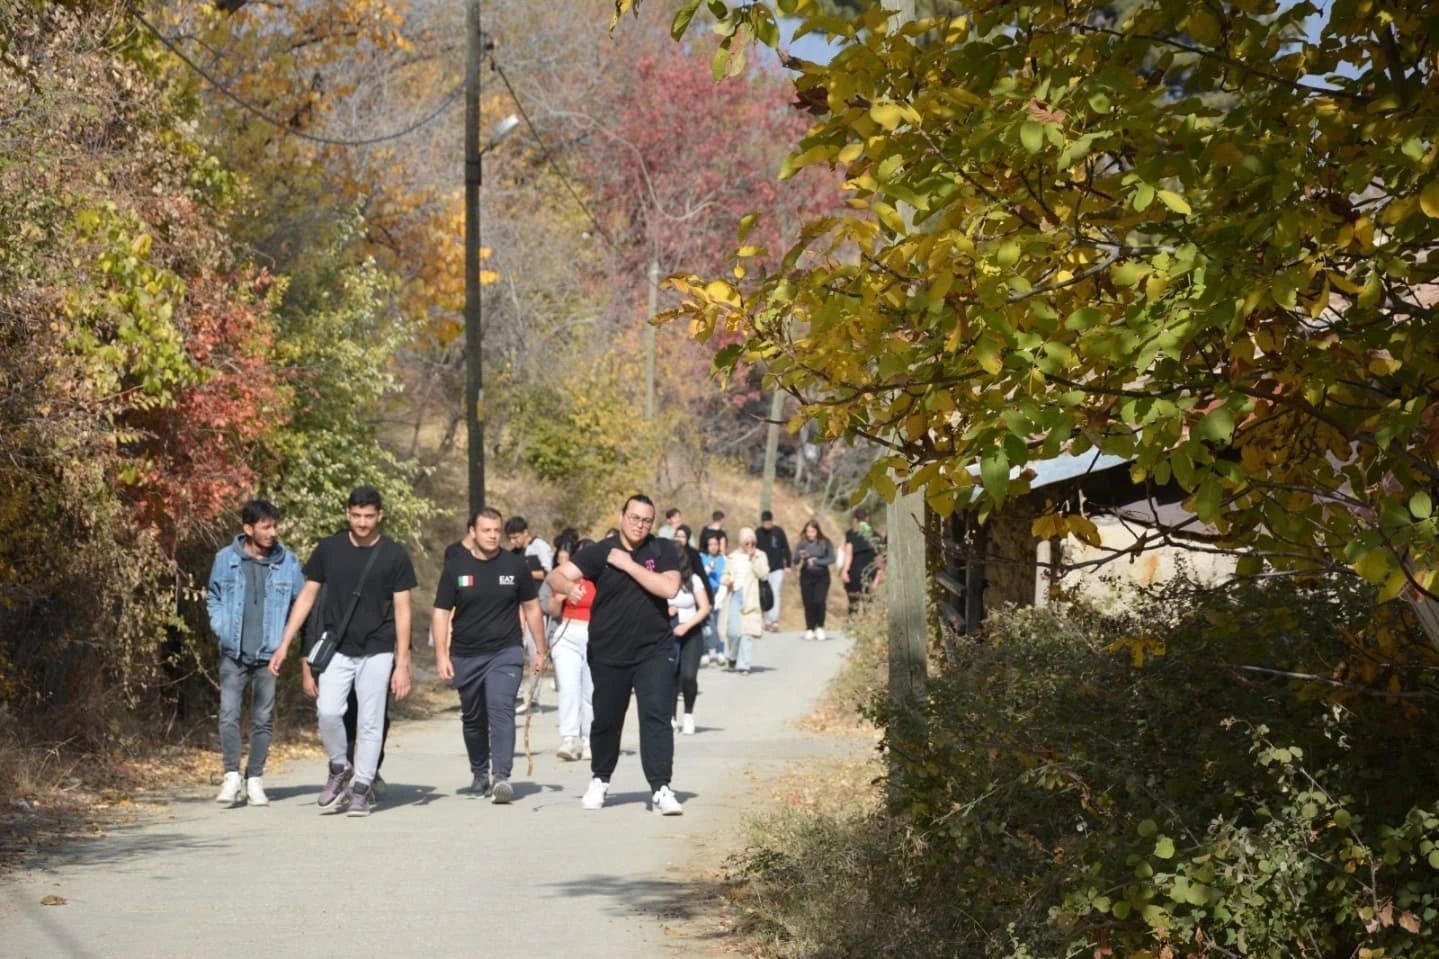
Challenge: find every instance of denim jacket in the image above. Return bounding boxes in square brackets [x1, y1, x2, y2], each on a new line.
[207, 535, 305, 662]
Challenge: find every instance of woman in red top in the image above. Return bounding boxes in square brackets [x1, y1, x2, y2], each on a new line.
[546, 538, 595, 761]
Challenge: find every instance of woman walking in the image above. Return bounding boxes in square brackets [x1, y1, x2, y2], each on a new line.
[668, 541, 711, 734]
[700, 533, 726, 666]
[792, 519, 836, 640]
[719, 527, 769, 674]
[546, 538, 596, 761]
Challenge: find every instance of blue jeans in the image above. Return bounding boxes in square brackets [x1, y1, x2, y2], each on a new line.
[726, 591, 754, 670]
[218, 656, 276, 777]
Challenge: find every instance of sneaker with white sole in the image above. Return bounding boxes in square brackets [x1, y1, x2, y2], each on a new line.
[681, 714, 695, 735]
[556, 737, 581, 761]
[490, 779, 514, 804]
[346, 782, 374, 817]
[651, 784, 683, 815]
[581, 777, 608, 810]
[245, 776, 269, 806]
[580, 738, 591, 761]
[317, 762, 353, 809]
[803, 629, 815, 641]
[216, 771, 243, 805]
[815, 628, 827, 641]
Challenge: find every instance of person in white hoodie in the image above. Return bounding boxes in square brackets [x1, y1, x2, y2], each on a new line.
[718, 527, 769, 675]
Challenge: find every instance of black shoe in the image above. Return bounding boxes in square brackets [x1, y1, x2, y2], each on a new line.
[462, 773, 491, 797]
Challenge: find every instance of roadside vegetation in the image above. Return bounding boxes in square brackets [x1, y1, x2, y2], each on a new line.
[728, 576, 1439, 957]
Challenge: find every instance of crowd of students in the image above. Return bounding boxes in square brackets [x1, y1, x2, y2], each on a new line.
[206, 489, 883, 818]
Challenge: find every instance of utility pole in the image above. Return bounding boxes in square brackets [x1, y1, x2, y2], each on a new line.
[882, 0, 928, 798]
[759, 385, 783, 515]
[464, 0, 485, 518]
[645, 258, 658, 421]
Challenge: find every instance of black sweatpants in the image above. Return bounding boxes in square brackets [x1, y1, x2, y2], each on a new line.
[589, 645, 676, 791]
[800, 568, 830, 630]
[675, 629, 704, 714]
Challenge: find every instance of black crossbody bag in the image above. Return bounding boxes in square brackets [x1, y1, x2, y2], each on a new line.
[305, 540, 383, 674]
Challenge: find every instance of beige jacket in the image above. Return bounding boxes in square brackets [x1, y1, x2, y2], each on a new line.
[718, 548, 770, 638]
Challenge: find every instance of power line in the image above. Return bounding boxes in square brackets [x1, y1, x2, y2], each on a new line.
[128, 6, 462, 148]
[491, 61, 617, 250]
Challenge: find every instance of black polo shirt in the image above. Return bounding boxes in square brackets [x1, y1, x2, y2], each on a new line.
[572, 534, 682, 665]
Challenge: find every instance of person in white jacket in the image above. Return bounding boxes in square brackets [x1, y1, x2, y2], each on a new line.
[717, 527, 769, 674]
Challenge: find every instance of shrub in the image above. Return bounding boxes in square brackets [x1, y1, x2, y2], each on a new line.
[733, 574, 1439, 957]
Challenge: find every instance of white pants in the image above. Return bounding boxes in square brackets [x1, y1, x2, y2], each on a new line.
[765, 568, 786, 627]
[551, 619, 593, 740]
[317, 651, 393, 788]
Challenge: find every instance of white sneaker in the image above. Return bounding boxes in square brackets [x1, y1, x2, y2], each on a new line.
[216, 771, 243, 805]
[803, 629, 815, 641]
[671, 715, 679, 731]
[557, 737, 581, 761]
[245, 776, 269, 806]
[816, 628, 827, 641]
[515, 698, 530, 716]
[652, 784, 683, 816]
[581, 777, 608, 810]
[681, 714, 695, 736]
[581, 738, 591, 760]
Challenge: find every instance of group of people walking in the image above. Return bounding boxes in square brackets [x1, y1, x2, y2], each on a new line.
[206, 487, 881, 820]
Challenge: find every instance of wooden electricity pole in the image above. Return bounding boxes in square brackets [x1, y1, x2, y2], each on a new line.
[882, 0, 929, 782]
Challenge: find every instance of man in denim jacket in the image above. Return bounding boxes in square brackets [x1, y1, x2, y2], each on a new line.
[206, 499, 305, 807]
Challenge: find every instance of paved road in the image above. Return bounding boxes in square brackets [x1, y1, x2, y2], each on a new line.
[0, 631, 853, 958]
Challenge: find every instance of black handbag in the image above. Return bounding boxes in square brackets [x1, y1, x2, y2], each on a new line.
[306, 540, 383, 674]
[758, 577, 775, 613]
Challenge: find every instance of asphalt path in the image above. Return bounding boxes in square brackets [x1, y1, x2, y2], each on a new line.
[0, 629, 854, 958]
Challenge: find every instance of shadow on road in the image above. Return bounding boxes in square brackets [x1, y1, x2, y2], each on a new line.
[544, 872, 736, 941]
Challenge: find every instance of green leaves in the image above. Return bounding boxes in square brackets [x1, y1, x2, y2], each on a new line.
[647, 0, 1439, 595]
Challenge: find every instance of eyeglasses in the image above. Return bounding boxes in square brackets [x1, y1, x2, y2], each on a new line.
[623, 514, 655, 527]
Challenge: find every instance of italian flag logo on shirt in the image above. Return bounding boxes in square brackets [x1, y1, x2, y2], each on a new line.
[457, 575, 474, 588]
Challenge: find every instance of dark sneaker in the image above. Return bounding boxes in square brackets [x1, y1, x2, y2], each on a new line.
[461, 773, 490, 797]
[490, 779, 514, 804]
[370, 772, 387, 800]
[317, 763, 353, 809]
[346, 783, 374, 818]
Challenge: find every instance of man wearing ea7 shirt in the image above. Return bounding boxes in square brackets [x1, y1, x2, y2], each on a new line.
[432, 507, 547, 803]
[546, 493, 684, 815]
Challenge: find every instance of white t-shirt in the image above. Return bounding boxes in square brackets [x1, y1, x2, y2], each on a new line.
[671, 574, 705, 625]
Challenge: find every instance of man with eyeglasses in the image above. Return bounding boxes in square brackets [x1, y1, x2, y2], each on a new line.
[546, 493, 685, 814]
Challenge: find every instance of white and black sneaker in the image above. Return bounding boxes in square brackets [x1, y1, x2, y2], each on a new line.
[651, 785, 683, 816]
[581, 777, 608, 810]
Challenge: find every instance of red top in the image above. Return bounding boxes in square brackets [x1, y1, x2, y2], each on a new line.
[561, 578, 596, 623]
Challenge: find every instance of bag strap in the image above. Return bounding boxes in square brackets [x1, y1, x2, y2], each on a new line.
[333, 537, 385, 642]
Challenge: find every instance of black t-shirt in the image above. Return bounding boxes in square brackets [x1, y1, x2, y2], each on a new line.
[303, 533, 418, 657]
[433, 547, 537, 657]
[572, 534, 682, 665]
[697, 525, 727, 555]
[845, 529, 877, 580]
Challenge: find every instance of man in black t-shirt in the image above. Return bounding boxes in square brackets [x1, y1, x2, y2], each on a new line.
[271, 486, 417, 818]
[432, 507, 547, 803]
[840, 508, 880, 615]
[546, 493, 684, 815]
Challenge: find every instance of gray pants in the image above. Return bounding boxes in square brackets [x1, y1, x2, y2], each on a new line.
[452, 645, 524, 780]
[317, 652, 394, 789]
[218, 656, 276, 778]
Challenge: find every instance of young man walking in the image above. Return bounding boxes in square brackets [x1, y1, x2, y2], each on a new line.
[206, 499, 305, 807]
[504, 515, 553, 714]
[432, 508, 548, 803]
[546, 494, 684, 815]
[270, 486, 417, 818]
[755, 510, 791, 632]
